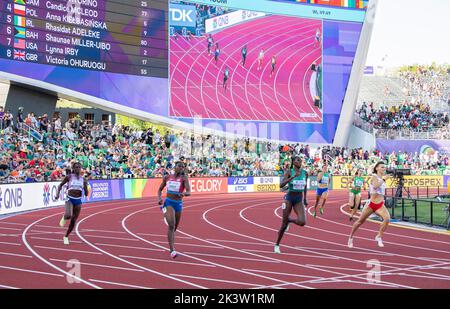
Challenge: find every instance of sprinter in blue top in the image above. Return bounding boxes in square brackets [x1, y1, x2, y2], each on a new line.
[274, 156, 307, 254]
[313, 163, 331, 218]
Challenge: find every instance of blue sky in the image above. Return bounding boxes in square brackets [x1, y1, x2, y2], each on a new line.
[366, 0, 450, 67]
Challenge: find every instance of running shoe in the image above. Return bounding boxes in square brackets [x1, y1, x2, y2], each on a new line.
[285, 223, 289, 232]
[347, 238, 353, 248]
[375, 235, 384, 247]
[63, 237, 69, 245]
[274, 245, 281, 254]
[59, 216, 66, 227]
[170, 250, 178, 259]
[320, 208, 324, 215]
[313, 210, 317, 218]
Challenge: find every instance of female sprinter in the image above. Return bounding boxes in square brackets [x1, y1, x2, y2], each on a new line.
[313, 163, 331, 218]
[349, 168, 366, 221]
[158, 161, 191, 258]
[274, 156, 307, 254]
[348, 162, 391, 248]
[56, 162, 89, 245]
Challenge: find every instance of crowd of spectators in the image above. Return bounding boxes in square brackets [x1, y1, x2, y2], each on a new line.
[1, 108, 449, 183]
[398, 65, 448, 103]
[357, 101, 449, 132]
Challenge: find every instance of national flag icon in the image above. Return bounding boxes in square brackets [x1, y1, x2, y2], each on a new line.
[13, 49, 26, 61]
[14, 0, 26, 4]
[14, 15, 26, 27]
[14, 38, 25, 49]
[14, 26, 26, 38]
[14, 4, 26, 16]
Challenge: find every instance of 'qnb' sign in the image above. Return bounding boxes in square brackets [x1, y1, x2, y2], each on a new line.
[0, 185, 23, 211]
[169, 4, 196, 27]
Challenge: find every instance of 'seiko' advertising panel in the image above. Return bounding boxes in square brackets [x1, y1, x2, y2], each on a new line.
[228, 177, 254, 193]
[331, 175, 444, 190]
[254, 177, 280, 192]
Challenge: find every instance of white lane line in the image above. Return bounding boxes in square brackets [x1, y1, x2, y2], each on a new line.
[305, 264, 367, 273]
[183, 251, 281, 263]
[0, 227, 22, 231]
[50, 258, 144, 272]
[0, 241, 21, 246]
[34, 225, 63, 230]
[0, 252, 32, 258]
[170, 274, 265, 287]
[242, 269, 322, 279]
[0, 265, 64, 277]
[34, 245, 102, 255]
[240, 203, 420, 289]
[206, 201, 417, 289]
[386, 273, 450, 281]
[151, 241, 224, 249]
[30, 236, 83, 244]
[94, 243, 165, 252]
[419, 257, 450, 263]
[89, 279, 153, 289]
[302, 278, 399, 288]
[242, 249, 339, 259]
[81, 235, 140, 242]
[137, 232, 192, 240]
[262, 261, 450, 289]
[122, 199, 315, 289]
[296, 246, 394, 256]
[0, 222, 27, 226]
[21, 200, 149, 290]
[206, 239, 273, 247]
[381, 261, 419, 267]
[80, 229, 128, 234]
[0, 284, 19, 289]
[76, 205, 208, 289]
[119, 255, 217, 268]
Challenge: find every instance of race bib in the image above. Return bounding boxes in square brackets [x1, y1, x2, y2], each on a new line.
[356, 180, 364, 187]
[322, 176, 329, 184]
[167, 181, 181, 193]
[292, 180, 305, 190]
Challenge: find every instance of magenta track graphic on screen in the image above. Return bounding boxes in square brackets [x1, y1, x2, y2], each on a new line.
[169, 14, 323, 123]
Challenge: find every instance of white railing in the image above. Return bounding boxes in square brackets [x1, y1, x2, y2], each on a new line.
[353, 114, 449, 140]
[18, 123, 43, 142]
[374, 128, 449, 140]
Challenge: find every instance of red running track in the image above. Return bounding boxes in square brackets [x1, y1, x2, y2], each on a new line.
[0, 191, 449, 289]
[169, 15, 323, 123]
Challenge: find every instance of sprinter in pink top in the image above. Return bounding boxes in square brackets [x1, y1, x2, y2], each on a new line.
[158, 161, 191, 259]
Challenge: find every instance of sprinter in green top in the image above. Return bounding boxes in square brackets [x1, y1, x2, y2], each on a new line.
[349, 168, 366, 221]
[274, 156, 307, 254]
[313, 164, 331, 218]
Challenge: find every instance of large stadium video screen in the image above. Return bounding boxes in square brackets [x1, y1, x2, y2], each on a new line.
[0, 0, 168, 114]
[169, 0, 366, 143]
